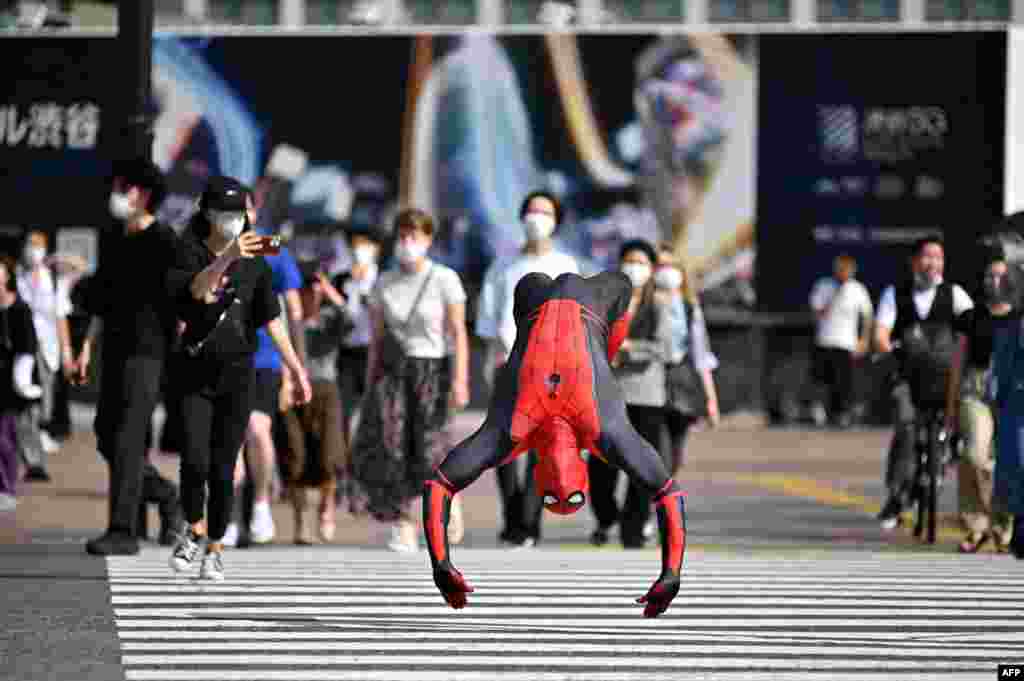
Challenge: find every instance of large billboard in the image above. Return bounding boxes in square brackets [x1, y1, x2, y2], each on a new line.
[4, 32, 1005, 319]
[0, 33, 759, 312]
[756, 32, 1007, 312]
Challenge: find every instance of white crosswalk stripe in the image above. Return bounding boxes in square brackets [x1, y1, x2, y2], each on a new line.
[108, 547, 1024, 681]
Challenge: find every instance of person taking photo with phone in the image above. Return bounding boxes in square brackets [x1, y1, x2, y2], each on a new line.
[165, 176, 311, 581]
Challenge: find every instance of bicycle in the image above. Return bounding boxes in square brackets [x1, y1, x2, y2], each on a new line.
[871, 342, 958, 544]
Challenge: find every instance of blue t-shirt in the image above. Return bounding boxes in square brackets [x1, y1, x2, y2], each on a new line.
[252, 243, 303, 371]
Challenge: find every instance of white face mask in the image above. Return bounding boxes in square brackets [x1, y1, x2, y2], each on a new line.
[23, 245, 46, 267]
[358, 264, 378, 291]
[207, 211, 245, 240]
[523, 212, 556, 242]
[109, 192, 136, 221]
[654, 267, 683, 291]
[353, 245, 377, 266]
[621, 262, 652, 288]
[395, 239, 429, 265]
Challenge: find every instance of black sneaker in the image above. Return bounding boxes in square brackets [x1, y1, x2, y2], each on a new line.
[1011, 517, 1024, 560]
[169, 526, 203, 573]
[158, 505, 184, 547]
[590, 528, 610, 547]
[877, 498, 903, 530]
[24, 466, 51, 482]
[86, 532, 139, 556]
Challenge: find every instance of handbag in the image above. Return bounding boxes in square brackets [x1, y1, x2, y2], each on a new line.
[666, 300, 707, 417]
[181, 271, 247, 359]
[376, 266, 434, 372]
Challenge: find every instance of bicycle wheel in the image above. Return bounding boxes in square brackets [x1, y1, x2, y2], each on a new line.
[926, 426, 940, 544]
[913, 436, 926, 539]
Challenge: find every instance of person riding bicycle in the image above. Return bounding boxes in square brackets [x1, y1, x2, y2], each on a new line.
[874, 235, 973, 530]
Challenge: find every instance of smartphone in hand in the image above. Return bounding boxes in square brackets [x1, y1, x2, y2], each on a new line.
[253, 235, 282, 256]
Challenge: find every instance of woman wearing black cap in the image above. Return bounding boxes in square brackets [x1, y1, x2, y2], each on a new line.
[166, 176, 311, 581]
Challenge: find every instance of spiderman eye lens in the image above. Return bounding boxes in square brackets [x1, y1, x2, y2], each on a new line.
[568, 492, 584, 505]
[543, 494, 558, 505]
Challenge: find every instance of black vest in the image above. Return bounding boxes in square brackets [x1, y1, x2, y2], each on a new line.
[893, 281, 958, 406]
[892, 281, 955, 341]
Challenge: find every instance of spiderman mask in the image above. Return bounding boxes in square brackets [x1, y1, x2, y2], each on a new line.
[531, 417, 589, 515]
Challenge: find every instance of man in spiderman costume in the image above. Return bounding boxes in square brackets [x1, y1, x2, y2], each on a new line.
[423, 271, 687, 618]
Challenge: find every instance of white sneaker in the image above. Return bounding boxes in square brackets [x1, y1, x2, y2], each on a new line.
[879, 515, 900, 531]
[249, 501, 275, 544]
[508, 536, 536, 551]
[169, 527, 202, 573]
[40, 432, 60, 454]
[221, 523, 239, 547]
[0, 494, 17, 512]
[642, 519, 656, 540]
[810, 403, 828, 428]
[199, 551, 225, 581]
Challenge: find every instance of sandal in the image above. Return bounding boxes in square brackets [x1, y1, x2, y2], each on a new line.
[958, 531, 991, 554]
[319, 508, 336, 543]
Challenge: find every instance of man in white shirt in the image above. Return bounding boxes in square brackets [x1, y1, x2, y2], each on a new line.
[873, 235, 973, 529]
[808, 255, 873, 428]
[475, 191, 580, 548]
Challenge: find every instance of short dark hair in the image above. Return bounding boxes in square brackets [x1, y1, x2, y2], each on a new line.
[393, 208, 435, 238]
[519, 190, 563, 226]
[110, 157, 167, 214]
[347, 225, 385, 247]
[912, 234, 944, 257]
[619, 238, 658, 265]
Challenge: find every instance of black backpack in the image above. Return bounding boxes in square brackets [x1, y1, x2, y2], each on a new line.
[899, 320, 958, 408]
[894, 282, 958, 408]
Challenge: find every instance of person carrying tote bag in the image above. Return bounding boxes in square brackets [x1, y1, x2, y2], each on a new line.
[349, 209, 470, 552]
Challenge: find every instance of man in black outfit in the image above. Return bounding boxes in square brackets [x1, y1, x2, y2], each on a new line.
[76, 158, 184, 556]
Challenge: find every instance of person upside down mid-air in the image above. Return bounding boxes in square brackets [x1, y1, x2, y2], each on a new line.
[423, 271, 688, 618]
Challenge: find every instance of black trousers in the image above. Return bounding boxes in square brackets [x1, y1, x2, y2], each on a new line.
[492, 348, 539, 542]
[496, 451, 544, 542]
[811, 345, 855, 417]
[884, 380, 919, 509]
[48, 367, 71, 439]
[175, 357, 255, 542]
[664, 409, 697, 473]
[588, 404, 665, 544]
[95, 354, 164, 536]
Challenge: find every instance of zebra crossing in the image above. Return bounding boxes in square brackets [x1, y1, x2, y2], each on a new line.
[108, 546, 1024, 681]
